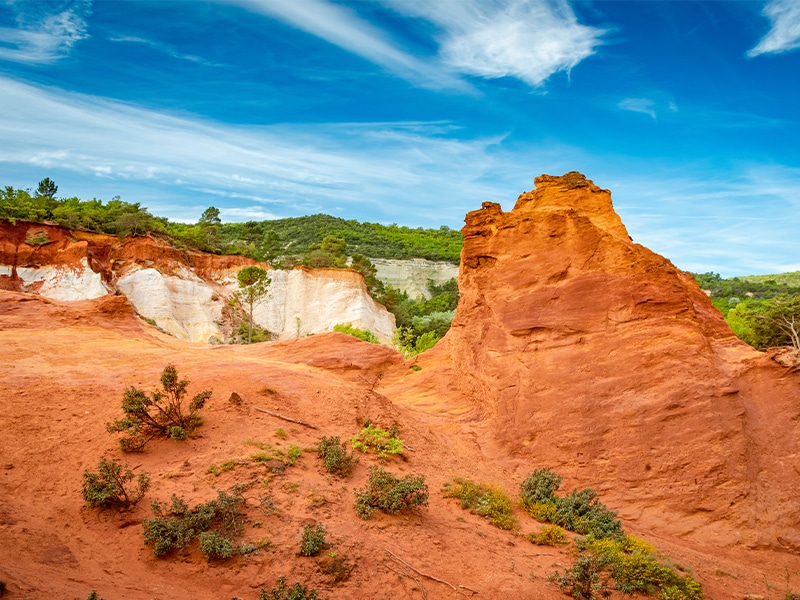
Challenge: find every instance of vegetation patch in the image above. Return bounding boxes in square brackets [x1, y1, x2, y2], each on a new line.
[142, 487, 247, 558]
[550, 536, 703, 600]
[317, 436, 357, 477]
[333, 323, 379, 343]
[442, 478, 518, 530]
[82, 457, 150, 509]
[25, 230, 51, 246]
[528, 524, 568, 546]
[525, 468, 704, 600]
[350, 424, 404, 459]
[354, 466, 428, 519]
[519, 468, 623, 540]
[299, 523, 327, 556]
[258, 577, 323, 600]
[207, 460, 239, 476]
[106, 364, 211, 452]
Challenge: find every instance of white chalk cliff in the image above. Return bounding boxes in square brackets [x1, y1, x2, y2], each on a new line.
[0, 222, 395, 345]
[370, 258, 458, 299]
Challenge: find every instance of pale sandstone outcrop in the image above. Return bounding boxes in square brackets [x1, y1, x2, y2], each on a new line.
[370, 257, 458, 298]
[0, 258, 108, 301]
[0, 221, 395, 344]
[116, 266, 224, 343]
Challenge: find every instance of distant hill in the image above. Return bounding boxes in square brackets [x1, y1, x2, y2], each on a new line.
[738, 271, 800, 287]
[221, 214, 463, 264]
[1, 183, 463, 263]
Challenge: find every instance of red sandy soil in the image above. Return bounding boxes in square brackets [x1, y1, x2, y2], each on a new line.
[1, 173, 799, 599]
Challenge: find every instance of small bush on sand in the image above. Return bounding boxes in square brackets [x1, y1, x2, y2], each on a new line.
[299, 524, 326, 556]
[258, 577, 322, 600]
[528, 524, 568, 546]
[520, 467, 562, 509]
[350, 424, 403, 459]
[519, 467, 622, 540]
[443, 478, 518, 530]
[198, 530, 236, 559]
[143, 487, 245, 558]
[107, 364, 211, 452]
[82, 457, 150, 508]
[354, 466, 428, 519]
[317, 436, 357, 477]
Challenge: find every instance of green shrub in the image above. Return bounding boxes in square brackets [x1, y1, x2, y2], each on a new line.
[86, 591, 103, 600]
[520, 467, 562, 508]
[553, 488, 623, 540]
[258, 577, 322, 600]
[82, 457, 150, 508]
[443, 478, 518, 530]
[199, 531, 235, 559]
[354, 466, 428, 519]
[26, 231, 51, 246]
[333, 323, 379, 343]
[286, 444, 302, 466]
[299, 524, 326, 556]
[525, 501, 558, 523]
[350, 424, 403, 459]
[519, 468, 622, 541]
[106, 364, 211, 452]
[529, 524, 568, 546]
[550, 554, 609, 600]
[573, 536, 704, 599]
[142, 488, 245, 557]
[317, 436, 357, 477]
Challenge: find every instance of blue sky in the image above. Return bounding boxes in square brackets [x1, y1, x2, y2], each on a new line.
[1, 0, 799, 276]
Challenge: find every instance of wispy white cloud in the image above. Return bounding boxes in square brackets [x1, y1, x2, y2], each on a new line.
[222, 0, 467, 91]
[617, 94, 678, 120]
[108, 35, 222, 67]
[381, 0, 605, 86]
[224, 0, 603, 89]
[0, 0, 90, 64]
[0, 75, 540, 225]
[747, 0, 800, 57]
[606, 162, 800, 275]
[618, 97, 657, 119]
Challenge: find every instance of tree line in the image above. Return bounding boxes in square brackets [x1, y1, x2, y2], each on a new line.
[0, 181, 463, 263]
[692, 272, 800, 352]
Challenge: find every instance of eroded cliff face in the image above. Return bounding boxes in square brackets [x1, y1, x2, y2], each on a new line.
[394, 172, 800, 550]
[0, 222, 395, 344]
[370, 258, 459, 299]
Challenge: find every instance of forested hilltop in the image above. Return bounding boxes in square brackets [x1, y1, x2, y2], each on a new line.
[0, 180, 462, 263]
[691, 272, 800, 352]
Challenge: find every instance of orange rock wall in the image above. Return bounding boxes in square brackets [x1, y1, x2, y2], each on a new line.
[431, 173, 800, 549]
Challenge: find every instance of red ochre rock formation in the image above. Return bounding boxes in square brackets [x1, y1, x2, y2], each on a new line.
[393, 172, 800, 550]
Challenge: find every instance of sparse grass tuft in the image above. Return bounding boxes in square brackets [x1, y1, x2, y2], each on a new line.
[258, 577, 322, 600]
